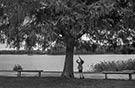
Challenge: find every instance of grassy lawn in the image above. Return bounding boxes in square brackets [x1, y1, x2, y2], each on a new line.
[0, 77, 135, 88]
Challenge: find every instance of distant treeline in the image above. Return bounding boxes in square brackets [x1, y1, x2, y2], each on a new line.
[0, 50, 45, 55]
[1, 42, 135, 55]
[46, 41, 135, 55]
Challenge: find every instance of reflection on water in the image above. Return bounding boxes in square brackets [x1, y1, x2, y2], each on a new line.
[0, 55, 135, 71]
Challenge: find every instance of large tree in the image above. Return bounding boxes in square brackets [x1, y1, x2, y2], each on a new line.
[0, 0, 135, 78]
[0, 0, 99, 78]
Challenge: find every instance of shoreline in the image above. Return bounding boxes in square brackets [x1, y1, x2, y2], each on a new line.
[1, 53, 135, 55]
[1, 50, 135, 55]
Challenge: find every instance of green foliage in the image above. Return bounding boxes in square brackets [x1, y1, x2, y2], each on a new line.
[89, 0, 135, 48]
[47, 42, 66, 55]
[0, 0, 105, 51]
[91, 58, 135, 72]
[0, 0, 43, 50]
[0, 0, 134, 52]
[13, 64, 23, 71]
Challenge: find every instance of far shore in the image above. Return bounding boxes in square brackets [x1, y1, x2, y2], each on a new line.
[1, 50, 135, 55]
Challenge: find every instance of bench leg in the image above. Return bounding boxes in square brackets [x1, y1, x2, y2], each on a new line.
[38, 72, 41, 77]
[17, 72, 21, 77]
[129, 74, 132, 80]
[105, 74, 108, 79]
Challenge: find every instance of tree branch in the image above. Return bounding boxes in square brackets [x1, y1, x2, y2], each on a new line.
[76, 28, 87, 39]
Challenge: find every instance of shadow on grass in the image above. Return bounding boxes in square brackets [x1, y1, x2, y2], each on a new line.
[0, 76, 135, 88]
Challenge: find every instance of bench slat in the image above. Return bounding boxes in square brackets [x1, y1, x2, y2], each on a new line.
[17, 70, 43, 72]
[102, 71, 135, 80]
[17, 70, 43, 77]
[102, 71, 135, 74]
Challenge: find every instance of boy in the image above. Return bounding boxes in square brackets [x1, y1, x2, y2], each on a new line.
[76, 56, 84, 79]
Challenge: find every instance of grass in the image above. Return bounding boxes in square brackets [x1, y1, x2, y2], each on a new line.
[0, 77, 135, 88]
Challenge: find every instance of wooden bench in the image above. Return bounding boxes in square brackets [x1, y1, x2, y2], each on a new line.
[17, 70, 43, 77]
[102, 71, 135, 80]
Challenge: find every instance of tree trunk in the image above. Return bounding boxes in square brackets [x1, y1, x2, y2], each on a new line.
[61, 38, 74, 78]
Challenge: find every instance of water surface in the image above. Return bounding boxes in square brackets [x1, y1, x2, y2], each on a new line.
[0, 54, 135, 71]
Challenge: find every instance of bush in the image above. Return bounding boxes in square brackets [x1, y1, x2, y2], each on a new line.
[13, 64, 23, 71]
[91, 58, 135, 72]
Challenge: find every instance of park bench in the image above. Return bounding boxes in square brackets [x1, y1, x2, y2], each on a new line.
[102, 71, 135, 80]
[17, 70, 43, 77]
[0, 70, 43, 77]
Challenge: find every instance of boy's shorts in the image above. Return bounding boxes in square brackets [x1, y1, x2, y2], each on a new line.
[79, 70, 82, 73]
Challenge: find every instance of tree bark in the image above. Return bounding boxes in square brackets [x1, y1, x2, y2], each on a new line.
[61, 38, 74, 78]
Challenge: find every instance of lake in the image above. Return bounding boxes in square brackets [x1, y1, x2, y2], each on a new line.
[0, 54, 135, 71]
